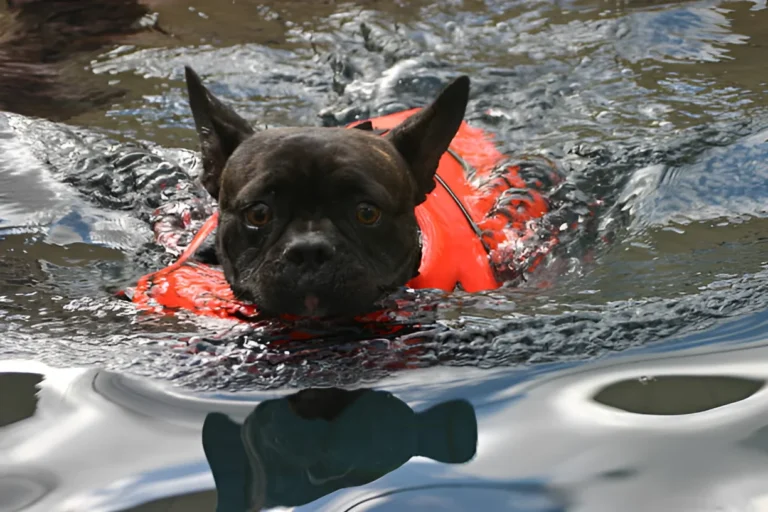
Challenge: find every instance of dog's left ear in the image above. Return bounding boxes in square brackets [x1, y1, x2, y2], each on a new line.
[184, 66, 254, 200]
[386, 76, 470, 204]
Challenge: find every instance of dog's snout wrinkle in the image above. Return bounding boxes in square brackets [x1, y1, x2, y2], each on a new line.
[283, 233, 335, 269]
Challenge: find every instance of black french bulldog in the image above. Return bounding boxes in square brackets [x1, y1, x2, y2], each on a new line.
[184, 66, 469, 318]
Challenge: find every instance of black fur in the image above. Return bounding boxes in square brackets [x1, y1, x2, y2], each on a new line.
[185, 66, 469, 317]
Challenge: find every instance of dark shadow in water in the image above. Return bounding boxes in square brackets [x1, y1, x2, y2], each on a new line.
[0, 373, 54, 512]
[121, 490, 217, 512]
[202, 387, 477, 511]
[0, 0, 166, 121]
[343, 483, 567, 512]
[0, 372, 41, 427]
[593, 375, 764, 415]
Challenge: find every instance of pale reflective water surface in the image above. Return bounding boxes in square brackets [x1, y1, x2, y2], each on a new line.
[1, 0, 768, 510]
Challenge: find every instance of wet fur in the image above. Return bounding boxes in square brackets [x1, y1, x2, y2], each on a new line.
[184, 66, 470, 317]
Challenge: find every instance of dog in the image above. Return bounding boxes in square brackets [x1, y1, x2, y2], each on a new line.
[184, 66, 470, 318]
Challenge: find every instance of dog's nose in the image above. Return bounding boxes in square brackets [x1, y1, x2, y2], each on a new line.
[283, 235, 335, 268]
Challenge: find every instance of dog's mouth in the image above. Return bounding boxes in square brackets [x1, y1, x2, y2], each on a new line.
[232, 258, 407, 318]
[294, 290, 380, 318]
[244, 283, 396, 319]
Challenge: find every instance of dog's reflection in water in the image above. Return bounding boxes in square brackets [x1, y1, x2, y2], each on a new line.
[202, 387, 477, 511]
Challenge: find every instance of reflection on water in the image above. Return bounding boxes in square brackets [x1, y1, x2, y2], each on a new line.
[2, 0, 768, 509]
[7, 311, 768, 510]
[203, 388, 476, 510]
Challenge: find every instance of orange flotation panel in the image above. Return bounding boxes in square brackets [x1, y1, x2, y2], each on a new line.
[127, 108, 560, 322]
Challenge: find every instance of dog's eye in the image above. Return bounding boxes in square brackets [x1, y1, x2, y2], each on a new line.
[355, 203, 381, 225]
[244, 203, 272, 227]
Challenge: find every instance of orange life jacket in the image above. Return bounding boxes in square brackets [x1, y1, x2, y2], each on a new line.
[127, 108, 559, 323]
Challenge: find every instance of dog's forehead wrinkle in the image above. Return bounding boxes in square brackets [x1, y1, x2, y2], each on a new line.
[219, 125, 419, 214]
[252, 128, 398, 166]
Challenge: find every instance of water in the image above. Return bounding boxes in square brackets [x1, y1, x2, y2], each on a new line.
[1, 0, 768, 509]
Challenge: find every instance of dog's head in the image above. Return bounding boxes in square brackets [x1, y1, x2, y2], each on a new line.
[184, 66, 469, 317]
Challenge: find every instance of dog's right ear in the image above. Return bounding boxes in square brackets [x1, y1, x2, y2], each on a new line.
[185, 66, 254, 199]
[386, 76, 470, 205]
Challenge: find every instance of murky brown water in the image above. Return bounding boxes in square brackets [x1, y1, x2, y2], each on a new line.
[2, 0, 768, 510]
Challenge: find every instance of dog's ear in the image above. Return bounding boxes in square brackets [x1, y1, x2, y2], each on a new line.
[386, 76, 469, 204]
[184, 66, 254, 199]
